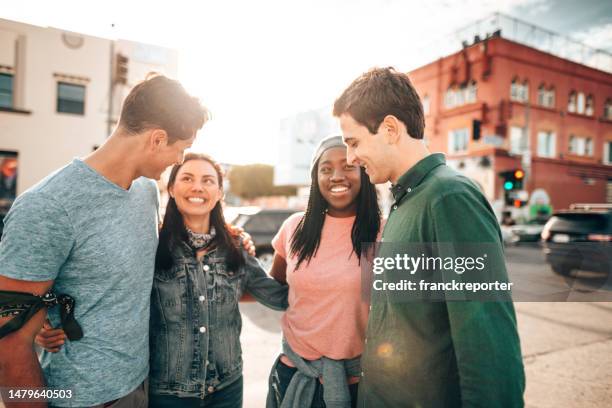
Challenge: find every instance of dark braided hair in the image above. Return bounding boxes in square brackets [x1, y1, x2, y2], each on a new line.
[289, 158, 381, 269]
[156, 153, 244, 272]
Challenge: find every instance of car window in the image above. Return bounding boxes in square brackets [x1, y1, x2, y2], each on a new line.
[550, 213, 610, 233]
[244, 212, 292, 233]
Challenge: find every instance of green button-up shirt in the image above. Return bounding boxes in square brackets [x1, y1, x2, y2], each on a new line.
[359, 153, 525, 408]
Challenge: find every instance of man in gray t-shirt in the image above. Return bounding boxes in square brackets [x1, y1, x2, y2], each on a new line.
[0, 74, 208, 407]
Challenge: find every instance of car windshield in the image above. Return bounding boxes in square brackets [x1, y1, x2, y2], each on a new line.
[243, 212, 292, 233]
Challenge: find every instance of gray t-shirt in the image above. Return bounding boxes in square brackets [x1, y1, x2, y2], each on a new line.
[0, 159, 159, 407]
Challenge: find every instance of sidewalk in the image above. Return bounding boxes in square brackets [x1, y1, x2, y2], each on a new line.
[2, 302, 610, 407]
[517, 302, 612, 408]
[240, 302, 612, 408]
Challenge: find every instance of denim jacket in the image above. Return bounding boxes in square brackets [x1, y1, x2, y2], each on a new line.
[149, 239, 288, 398]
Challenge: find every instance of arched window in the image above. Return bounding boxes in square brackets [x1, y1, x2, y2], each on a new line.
[577, 92, 586, 114]
[537, 84, 546, 106]
[521, 80, 529, 102]
[568, 91, 577, 113]
[455, 84, 465, 106]
[510, 77, 520, 101]
[547, 86, 555, 108]
[445, 86, 455, 109]
[605, 98, 612, 120]
[510, 77, 528, 102]
[585, 94, 594, 116]
[466, 80, 477, 103]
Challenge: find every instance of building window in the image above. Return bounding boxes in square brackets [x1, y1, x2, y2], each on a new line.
[448, 128, 469, 153]
[537, 84, 545, 106]
[604, 141, 612, 165]
[57, 82, 85, 115]
[569, 134, 593, 156]
[576, 92, 586, 114]
[510, 78, 520, 101]
[465, 81, 477, 104]
[445, 87, 455, 109]
[445, 82, 477, 109]
[537, 131, 556, 158]
[422, 94, 430, 115]
[585, 137, 593, 156]
[547, 87, 556, 108]
[509, 126, 528, 154]
[0, 73, 13, 109]
[585, 94, 594, 116]
[545, 86, 555, 108]
[455, 86, 465, 106]
[510, 78, 528, 103]
[568, 91, 577, 113]
[605, 99, 612, 120]
[537, 84, 555, 108]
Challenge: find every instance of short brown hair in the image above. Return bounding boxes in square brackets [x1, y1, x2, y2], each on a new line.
[118, 73, 210, 143]
[333, 67, 425, 139]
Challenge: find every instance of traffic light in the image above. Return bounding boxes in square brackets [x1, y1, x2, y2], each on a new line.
[500, 169, 525, 206]
[513, 169, 524, 189]
[500, 169, 524, 191]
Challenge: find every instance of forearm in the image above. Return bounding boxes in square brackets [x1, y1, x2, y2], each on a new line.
[248, 285, 288, 310]
[0, 278, 53, 406]
[245, 254, 289, 310]
[0, 339, 47, 408]
[0, 341, 45, 385]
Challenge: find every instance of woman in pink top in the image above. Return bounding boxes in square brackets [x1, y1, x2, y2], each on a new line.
[266, 135, 382, 408]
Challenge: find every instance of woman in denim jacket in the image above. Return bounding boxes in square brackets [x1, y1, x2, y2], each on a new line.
[34, 152, 286, 407]
[148, 153, 288, 407]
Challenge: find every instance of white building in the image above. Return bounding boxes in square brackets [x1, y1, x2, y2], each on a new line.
[0, 18, 178, 197]
[275, 106, 339, 186]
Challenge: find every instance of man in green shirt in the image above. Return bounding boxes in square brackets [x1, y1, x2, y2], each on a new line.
[333, 67, 525, 407]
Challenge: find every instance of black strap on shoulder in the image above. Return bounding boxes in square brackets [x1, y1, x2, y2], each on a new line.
[0, 290, 83, 341]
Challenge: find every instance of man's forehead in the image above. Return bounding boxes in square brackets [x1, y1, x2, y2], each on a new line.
[339, 113, 356, 126]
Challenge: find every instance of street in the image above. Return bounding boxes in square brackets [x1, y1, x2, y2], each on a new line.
[1, 246, 609, 408]
[240, 244, 612, 407]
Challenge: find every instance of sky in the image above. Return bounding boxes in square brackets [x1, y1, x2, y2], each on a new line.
[2, 0, 611, 165]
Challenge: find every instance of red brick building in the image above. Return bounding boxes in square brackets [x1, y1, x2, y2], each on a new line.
[409, 34, 612, 212]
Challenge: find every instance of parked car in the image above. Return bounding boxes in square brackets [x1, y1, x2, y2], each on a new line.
[507, 218, 549, 243]
[231, 208, 296, 269]
[541, 204, 611, 276]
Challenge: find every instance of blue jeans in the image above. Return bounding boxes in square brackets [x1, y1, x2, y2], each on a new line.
[149, 376, 243, 408]
[272, 359, 358, 408]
